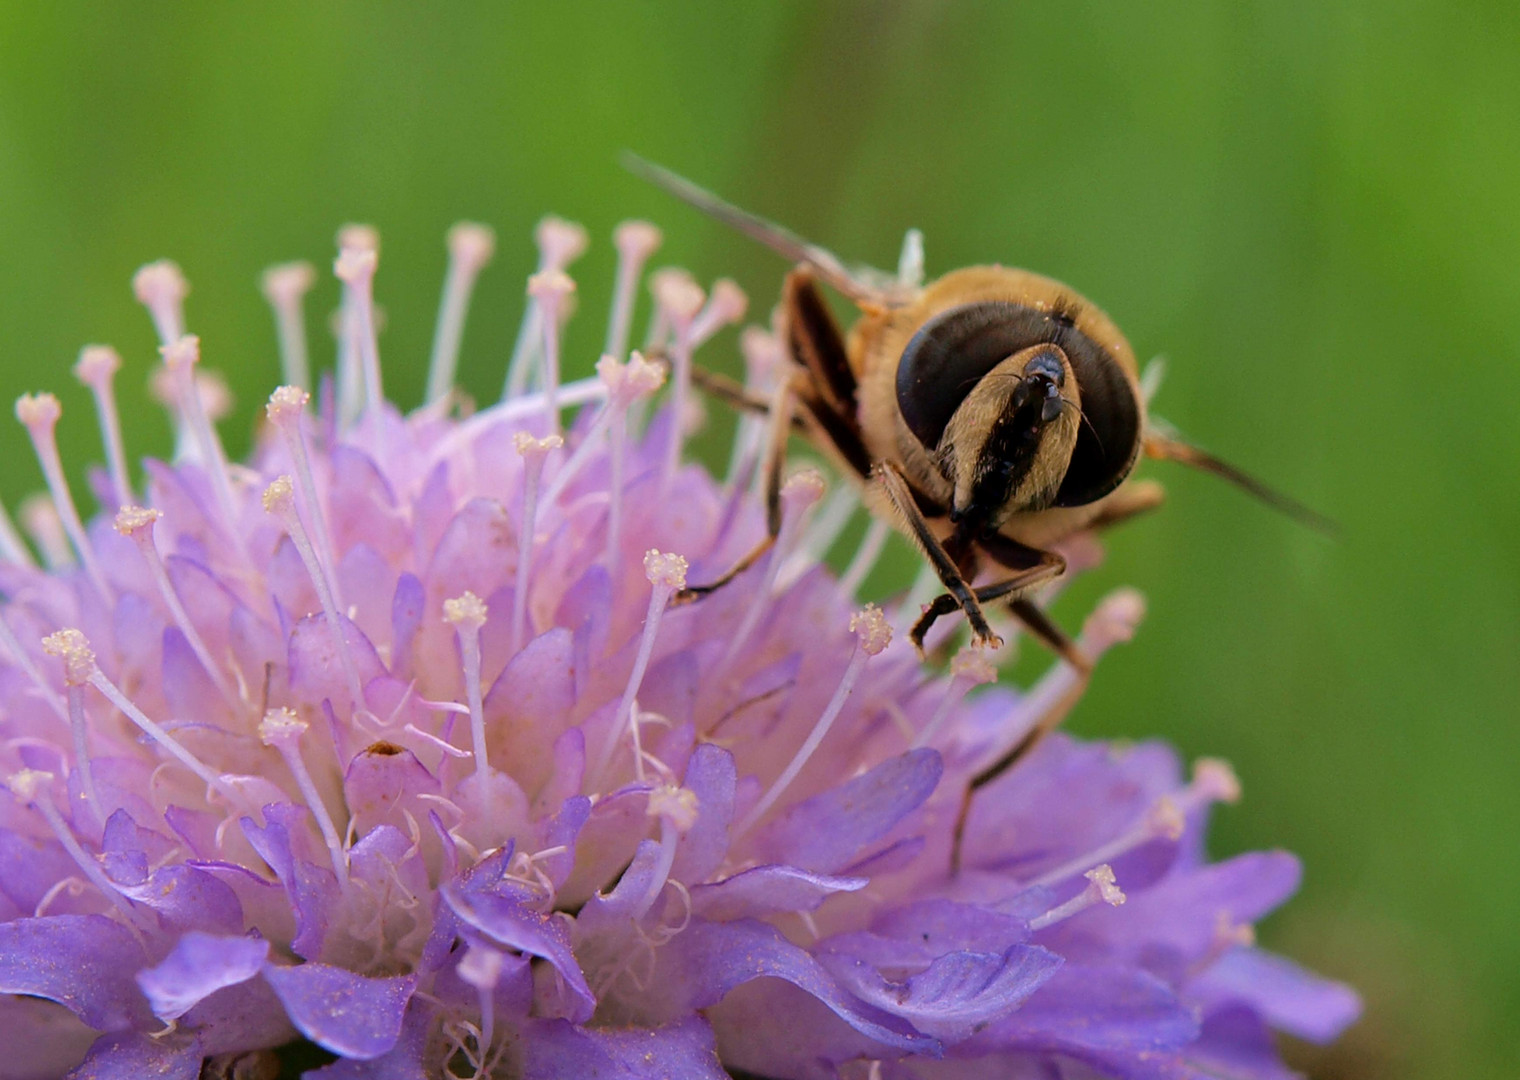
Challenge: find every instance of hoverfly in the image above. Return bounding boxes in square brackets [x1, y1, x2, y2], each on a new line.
[630, 157, 1331, 680]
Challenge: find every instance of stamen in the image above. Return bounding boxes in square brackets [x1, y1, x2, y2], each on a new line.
[1028, 864, 1126, 931]
[720, 469, 825, 670]
[259, 708, 347, 884]
[73, 346, 132, 507]
[1030, 797, 1186, 892]
[263, 477, 365, 712]
[114, 507, 240, 713]
[652, 271, 706, 491]
[526, 271, 575, 435]
[633, 785, 699, 921]
[334, 246, 384, 428]
[724, 326, 781, 488]
[15, 394, 111, 599]
[456, 943, 505, 1066]
[266, 387, 342, 611]
[537, 352, 663, 511]
[737, 605, 891, 836]
[261, 262, 317, 392]
[43, 628, 232, 797]
[6, 769, 136, 923]
[132, 260, 189, 347]
[838, 517, 891, 598]
[0, 497, 35, 568]
[18, 495, 70, 569]
[897, 228, 926, 289]
[606, 221, 663, 360]
[588, 551, 686, 790]
[161, 337, 246, 562]
[425, 223, 497, 407]
[40, 631, 106, 825]
[444, 592, 490, 782]
[913, 646, 998, 749]
[688, 279, 748, 349]
[596, 352, 666, 590]
[503, 216, 589, 401]
[510, 435, 562, 655]
[1189, 912, 1257, 978]
[333, 225, 378, 429]
[1139, 357, 1167, 406]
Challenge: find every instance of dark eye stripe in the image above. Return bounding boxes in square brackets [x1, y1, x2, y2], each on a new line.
[894, 300, 1140, 507]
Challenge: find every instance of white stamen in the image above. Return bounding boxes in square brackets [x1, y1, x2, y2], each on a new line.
[0, 497, 35, 568]
[259, 708, 347, 884]
[913, 645, 998, 749]
[261, 262, 317, 392]
[633, 785, 699, 920]
[838, 517, 892, 598]
[720, 467, 824, 670]
[114, 506, 240, 713]
[1030, 795, 1185, 892]
[334, 246, 384, 433]
[73, 346, 132, 507]
[897, 228, 925, 288]
[652, 270, 706, 492]
[161, 337, 247, 563]
[588, 551, 686, 790]
[1028, 864, 1126, 931]
[132, 260, 189, 346]
[689, 278, 748, 348]
[266, 387, 342, 611]
[781, 484, 857, 588]
[503, 216, 588, 401]
[724, 326, 782, 488]
[0, 613, 67, 723]
[444, 592, 490, 782]
[425, 223, 497, 406]
[8, 769, 137, 923]
[594, 352, 665, 589]
[41, 634, 109, 828]
[526, 271, 575, 435]
[333, 225, 378, 429]
[457, 942, 505, 1063]
[15, 394, 111, 599]
[19, 495, 71, 570]
[264, 477, 365, 712]
[737, 606, 890, 836]
[510, 435, 561, 655]
[606, 221, 662, 360]
[538, 352, 663, 511]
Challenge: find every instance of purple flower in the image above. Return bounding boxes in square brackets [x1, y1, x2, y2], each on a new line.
[0, 212, 1357, 1079]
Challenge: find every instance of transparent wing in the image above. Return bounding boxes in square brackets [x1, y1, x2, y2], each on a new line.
[624, 153, 917, 308]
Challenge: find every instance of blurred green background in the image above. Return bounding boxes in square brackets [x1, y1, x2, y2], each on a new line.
[0, 3, 1514, 1077]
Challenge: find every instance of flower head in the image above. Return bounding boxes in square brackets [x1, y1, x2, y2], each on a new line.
[0, 212, 1357, 1078]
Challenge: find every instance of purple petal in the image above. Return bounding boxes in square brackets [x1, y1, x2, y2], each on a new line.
[670, 743, 735, 885]
[116, 865, 245, 936]
[0, 994, 97, 1079]
[303, 1001, 433, 1080]
[388, 572, 426, 680]
[0, 914, 150, 1031]
[342, 743, 440, 828]
[482, 627, 576, 800]
[651, 917, 935, 1054]
[692, 865, 866, 921]
[240, 810, 340, 960]
[64, 1031, 202, 1080]
[523, 1015, 727, 1080]
[821, 944, 1062, 1041]
[441, 880, 596, 1022]
[0, 827, 80, 914]
[871, 899, 1032, 955]
[754, 748, 943, 874]
[261, 962, 416, 1060]
[287, 613, 387, 709]
[1192, 946, 1361, 1044]
[1186, 1004, 1301, 1080]
[135, 931, 269, 1020]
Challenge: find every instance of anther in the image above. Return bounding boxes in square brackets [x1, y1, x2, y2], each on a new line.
[40, 628, 106, 824]
[606, 221, 663, 360]
[73, 346, 133, 507]
[1028, 864, 1126, 932]
[114, 506, 240, 713]
[526, 270, 576, 435]
[1191, 757, 1242, 804]
[737, 605, 890, 836]
[588, 551, 687, 790]
[503, 217, 588, 401]
[634, 784, 700, 921]
[510, 433, 562, 655]
[259, 707, 347, 884]
[425, 223, 497, 407]
[261, 262, 317, 391]
[689, 279, 748, 349]
[913, 645, 998, 749]
[132, 260, 189, 347]
[264, 477, 365, 713]
[444, 592, 491, 782]
[15, 393, 111, 599]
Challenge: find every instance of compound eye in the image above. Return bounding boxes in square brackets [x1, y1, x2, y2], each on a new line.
[896, 301, 1042, 450]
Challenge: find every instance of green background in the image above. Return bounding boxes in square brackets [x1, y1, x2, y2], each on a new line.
[0, 3, 1514, 1077]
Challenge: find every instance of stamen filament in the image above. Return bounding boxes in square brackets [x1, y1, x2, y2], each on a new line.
[527, 272, 575, 436]
[737, 606, 891, 836]
[913, 646, 998, 749]
[0, 614, 67, 723]
[606, 222, 662, 360]
[132, 260, 188, 347]
[8, 770, 137, 924]
[838, 517, 891, 598]
[0, 498, 35, 568]
[266, 388, 343, 611]
[1028, 864, 1126, 931]
[261, 262, 317, 392]
[444, 593, 491, 782]
[161, 337, 247, 564]
[15, 394, 111, 599]
[73, 347, 133, 507]
[334, 246, 384, 432]
[260, 708, 347, 884]
[64, 685, 105, 826]
[653, 272, 705, 492]
[425, 223, 496, 407]
[510, 435, 561, 655]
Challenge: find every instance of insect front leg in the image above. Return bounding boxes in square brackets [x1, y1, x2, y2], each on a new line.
[875, 461, 1002, 651]
[907, 554, 1067, 658]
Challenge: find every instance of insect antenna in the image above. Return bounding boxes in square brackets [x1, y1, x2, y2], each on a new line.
[1145, 431, 1337, 536]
